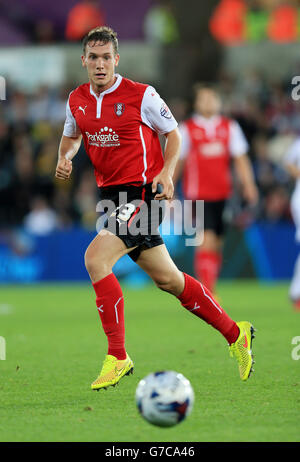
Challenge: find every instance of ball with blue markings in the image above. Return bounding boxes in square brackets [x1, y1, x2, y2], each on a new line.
[135, 371, 194, 427]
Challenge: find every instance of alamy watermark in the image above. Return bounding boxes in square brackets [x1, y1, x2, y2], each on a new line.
[0, 76, 6, 101]
[96, 195, 204, 247]
[291, 336, 300, 360]
[0, 336, 6, 360]
[291, 76, 300, 101]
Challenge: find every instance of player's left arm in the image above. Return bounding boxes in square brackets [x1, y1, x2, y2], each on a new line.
[230, 120, 258, 206]
[141, 86, 180, 200]
[152, 128, 181, 200]
[233, 154, 259, 206]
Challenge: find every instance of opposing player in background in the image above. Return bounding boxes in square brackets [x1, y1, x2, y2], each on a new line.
[175, 84, 258, 295]
[284, 138, 300, 310]
[55, 26, 256, 389]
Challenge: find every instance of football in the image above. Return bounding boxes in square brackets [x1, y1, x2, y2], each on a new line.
[135, 371, 194, 427]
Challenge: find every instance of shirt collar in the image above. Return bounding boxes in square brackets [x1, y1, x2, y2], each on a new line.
[192, 114, 221, 127]
[89, 74, 123, 99]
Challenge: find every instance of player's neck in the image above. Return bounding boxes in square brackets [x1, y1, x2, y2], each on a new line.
[90, 75, 117, 96]
[197, 112, 218, 120]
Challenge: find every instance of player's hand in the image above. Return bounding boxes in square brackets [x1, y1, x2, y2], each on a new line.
[55, 157, 72, 180]
[152, 169, 174, 200]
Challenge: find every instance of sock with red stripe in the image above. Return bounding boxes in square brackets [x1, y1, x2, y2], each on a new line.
[177, 273, 239, 344]
[194, 248, 222, 294]
[92, 273, 127, 360]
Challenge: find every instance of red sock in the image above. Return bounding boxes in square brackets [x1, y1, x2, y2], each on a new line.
[92, 273, 126, 360]
[177, 273, 239, 344]
[194, 249, 222, 294]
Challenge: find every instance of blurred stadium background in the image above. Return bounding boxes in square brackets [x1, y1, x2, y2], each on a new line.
[0, 0, 299, 286]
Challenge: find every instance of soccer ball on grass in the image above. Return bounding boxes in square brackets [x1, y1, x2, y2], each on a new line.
[135, 371, 194, 427]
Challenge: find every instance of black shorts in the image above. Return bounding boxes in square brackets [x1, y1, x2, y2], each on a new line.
[203, 199, 226, 236]
[98, 183, 165, 262]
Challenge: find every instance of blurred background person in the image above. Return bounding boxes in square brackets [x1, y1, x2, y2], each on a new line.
[143, 0, 180, 45]
[174, 83, 258, 295]
[24, 196, 58, 236]
[284, 137, 300, 310]
[65, 0, 106, 41]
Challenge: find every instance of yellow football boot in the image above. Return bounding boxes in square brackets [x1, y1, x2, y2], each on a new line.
[91, 353, 134, 390]
[229, 321, 256, 381]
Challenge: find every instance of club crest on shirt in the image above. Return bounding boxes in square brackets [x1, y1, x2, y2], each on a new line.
[114, 103, 125, 117]
[160, 102, 172, 120]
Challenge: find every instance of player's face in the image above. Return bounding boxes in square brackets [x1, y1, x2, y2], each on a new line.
[81, 41, 120, 93]
[194, 89, 221, 118]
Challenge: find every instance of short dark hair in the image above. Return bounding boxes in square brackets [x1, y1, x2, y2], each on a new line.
[82, 26, 119, 55]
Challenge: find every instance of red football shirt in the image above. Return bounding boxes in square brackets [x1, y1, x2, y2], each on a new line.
[63, 74, 178, 187]
[179, 115, 248, 200]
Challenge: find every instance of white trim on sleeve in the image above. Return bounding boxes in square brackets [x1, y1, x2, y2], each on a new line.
[141, 86, 178, 135]
[63, 97, 81, 138]
[229, 120, 249, 157]
[178, 122, 191, 159]
[139, 125, 148, 185]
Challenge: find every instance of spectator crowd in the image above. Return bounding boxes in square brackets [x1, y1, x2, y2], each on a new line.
[0, 69, 297, 238]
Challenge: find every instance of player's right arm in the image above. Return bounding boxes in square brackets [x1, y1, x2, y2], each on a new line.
[55, 134, 82, 180]
[56, 93, 82, 180]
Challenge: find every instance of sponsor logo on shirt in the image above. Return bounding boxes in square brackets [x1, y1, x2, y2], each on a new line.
[200, 141, 225, 157]
[85, 127, 120, 147]
[160, 102, 173, 120]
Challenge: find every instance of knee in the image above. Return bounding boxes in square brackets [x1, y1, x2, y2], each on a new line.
[202, 230, 221, 252]
[84, 246, 112, 280]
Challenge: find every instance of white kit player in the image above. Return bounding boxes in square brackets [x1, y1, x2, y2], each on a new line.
[285, 138, 300, 309]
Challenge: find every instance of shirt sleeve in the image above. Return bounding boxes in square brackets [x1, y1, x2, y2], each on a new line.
[178, 122, 190, 159]
[63, 97, 81, 138]
[141, 86, 178, 135]
[229, 120, 249, 157]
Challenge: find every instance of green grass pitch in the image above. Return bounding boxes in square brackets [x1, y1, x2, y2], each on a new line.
[0, 280, 299, 442]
